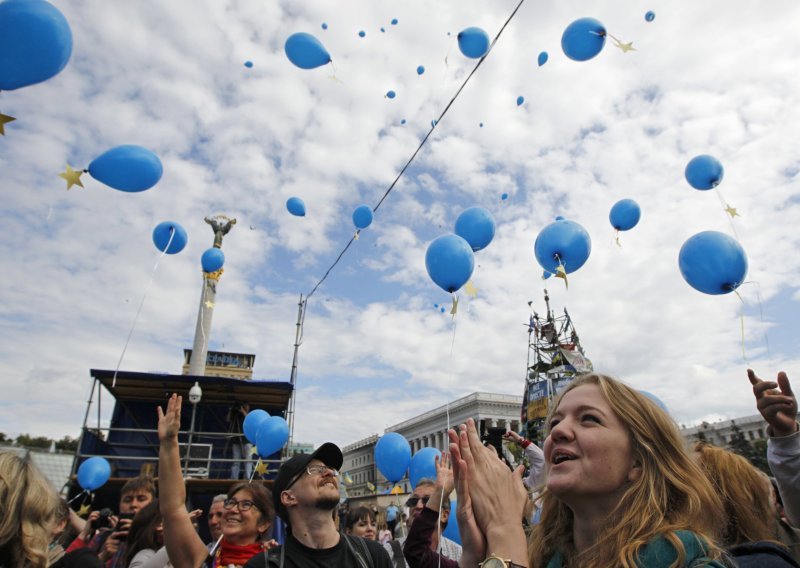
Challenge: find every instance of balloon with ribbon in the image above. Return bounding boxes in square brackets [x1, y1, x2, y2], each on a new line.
[685, 155, 724, 190]
[534, 218, 592, 274]
[409, 447, 440, 489]
[425, 234, 475, 293]
[561, 17, 606, 61]
[256, 416, 290, 458]
[80, 145, 163, 192]
[375, 432, 411, 483]
[286, 197, 306, 217]
[455, 207, 496, 252]
[609, 199, 641, 231]
[457, 27, 490, 59]
[678, 231, 747, 295]
[77, 457, 111, 491]
[243, 409, 270, 445]
[201, 248, 225, 273]
[152, 221, 188, 254]
[0, 0, 73, 91]
[537, 51, 548, 66]
[352, 205, 373, 230]
[284, 32, 331, 69]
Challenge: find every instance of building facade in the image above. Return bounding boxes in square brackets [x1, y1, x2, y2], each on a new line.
[341, 392, 524, 497]
[679, 412, 789, 447]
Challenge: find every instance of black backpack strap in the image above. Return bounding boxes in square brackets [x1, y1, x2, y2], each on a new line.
[343, 534, 374, 568]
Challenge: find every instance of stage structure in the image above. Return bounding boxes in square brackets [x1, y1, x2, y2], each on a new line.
[521, 290, 593, 443]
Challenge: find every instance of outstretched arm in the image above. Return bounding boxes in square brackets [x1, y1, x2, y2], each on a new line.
[157, 394, 208, 568]
[749, 369, 800, 527]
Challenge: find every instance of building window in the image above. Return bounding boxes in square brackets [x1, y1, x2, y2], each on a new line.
[748, 431, 755, 441]
[758, 428, 764, 439]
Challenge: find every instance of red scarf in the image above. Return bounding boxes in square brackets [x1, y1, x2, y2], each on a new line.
[215, 539, 264, 567]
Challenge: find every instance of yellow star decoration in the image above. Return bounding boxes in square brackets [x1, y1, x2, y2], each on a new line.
[250, 446, 259, 457]
[204, 300, 215, 308]
[725, 205, 740, 218]
[254, 459, 268, 476]
[463, 280, 478, 298]
[77, 503, 91, 517]
[613, 39, 636, 53]
[450, 295, 459, 316]
[58, 164, 85, 190]
[555, 265, 569, 290]
[0, 112, 16, 136]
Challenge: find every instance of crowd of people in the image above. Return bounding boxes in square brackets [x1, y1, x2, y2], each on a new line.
[1, 368, 799, 567]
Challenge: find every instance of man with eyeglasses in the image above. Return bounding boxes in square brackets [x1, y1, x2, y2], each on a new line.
[382, 476, 462, 568]
[244, 442, 391, 567]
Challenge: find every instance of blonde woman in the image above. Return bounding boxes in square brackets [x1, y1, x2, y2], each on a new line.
[0, 452, 59, 568]
[449, 374, 728, 568]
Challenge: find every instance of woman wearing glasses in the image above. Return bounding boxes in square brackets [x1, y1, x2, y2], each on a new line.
[158, 394, 276, 568]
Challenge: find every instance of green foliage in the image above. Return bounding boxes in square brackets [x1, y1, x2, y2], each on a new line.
[728, 421, 770, 475]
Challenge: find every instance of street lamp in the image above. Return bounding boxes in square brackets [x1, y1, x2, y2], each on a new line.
[183, 382, 202, 476]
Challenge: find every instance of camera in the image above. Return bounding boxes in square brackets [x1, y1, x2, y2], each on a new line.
[94, 508, 114, 530]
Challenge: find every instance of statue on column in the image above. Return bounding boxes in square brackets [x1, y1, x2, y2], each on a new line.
[205, 215, 237, 248]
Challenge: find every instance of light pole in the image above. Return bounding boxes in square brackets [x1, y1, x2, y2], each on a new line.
[183, 382, 202, 477]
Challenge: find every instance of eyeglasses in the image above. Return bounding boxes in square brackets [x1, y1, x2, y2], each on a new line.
[405, 495, 430, 507]
[223, 498, 258, 512]
[306, 465, 339, 477]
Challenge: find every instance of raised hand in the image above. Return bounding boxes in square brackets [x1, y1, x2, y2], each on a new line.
[157, 393, 182, 442]
[435, 452, 455, 497]
[748, 369, 798, 437]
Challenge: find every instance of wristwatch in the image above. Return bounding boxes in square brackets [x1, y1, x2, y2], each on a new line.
[479, 554, 527, 568]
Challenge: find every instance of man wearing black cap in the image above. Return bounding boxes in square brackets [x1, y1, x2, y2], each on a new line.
[245, 443, 391, 567]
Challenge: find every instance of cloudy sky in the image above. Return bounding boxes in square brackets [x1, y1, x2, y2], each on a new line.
[1, 0, 798, 449]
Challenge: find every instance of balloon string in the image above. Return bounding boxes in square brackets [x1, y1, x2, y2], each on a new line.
[304, 0, 526, 303]
[111, 229, 175, 388]
[439, 301, 459, 568]
[67, 489, 88, 505]
[209, 534, 224, 558]
[733, 289, 747, 361]
[752, 282, 770, 358]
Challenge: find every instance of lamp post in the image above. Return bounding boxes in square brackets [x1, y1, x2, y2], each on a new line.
[183, 382, 202, 477]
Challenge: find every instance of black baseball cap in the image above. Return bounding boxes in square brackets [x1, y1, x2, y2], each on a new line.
[272, 442, 343, 525]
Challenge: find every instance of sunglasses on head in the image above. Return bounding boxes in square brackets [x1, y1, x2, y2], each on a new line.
[405, 495, 430, 507]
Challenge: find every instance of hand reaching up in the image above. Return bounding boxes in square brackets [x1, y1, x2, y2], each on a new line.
[157, 394, 182, 442]
[748, 369, 798, 438]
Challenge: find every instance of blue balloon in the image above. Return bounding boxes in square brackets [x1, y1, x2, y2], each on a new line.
[77, 457, 111, 491]
[386, 90, 396, 99]
[457, 27, 490, 59]
[284, 32, 331, 70]
[256, 416, 289, 458]
[358, 30, 366, 38]
[152, 221, 188, 254]
[400, 119, 406, 125]
[286, 197, 306, 217]
[201, 247, 225, 273]
[244, 60, 253, 68]
[425, 234, 475, 293]
[243, 409, 270, 444]
[534, 219, 592, 274]
[501, 193, 508, 200]
[352, 205, 373, 229]
[321, 22, 328, 30]
[538, 51, 549, 66]
[380, 27, 385, 33]
[431, 119, 437, 127]
[609, 199, 641, 231]
[678, 231, 748, 295]
[442, 497, 461, 545]
[685, 155, 724, 190]
[645, 11, 656, 22]
[0, 0, 72, 91]
[479, 122, 484, 128]
[516, 96, 524, 106]
[409, 447, 441, 489]
[417, 65, 425, 75]
[440, 306, 446, 313]
[640, 391, 668, 413]
[375, 432, 411, 483]
[391, 18, 398, 25]
[561, 17, 606, 62]
[554, 215, 565, 221]
[455, 207, 496, 252]
[88, 145, 163, 192]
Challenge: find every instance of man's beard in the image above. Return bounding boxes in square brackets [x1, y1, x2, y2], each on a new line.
[314, 495, 340, 511]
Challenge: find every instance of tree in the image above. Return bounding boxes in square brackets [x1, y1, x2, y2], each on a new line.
[56, 436, 79, 452]
[728, 421, 770, 475]
[15, 434, 52, 449]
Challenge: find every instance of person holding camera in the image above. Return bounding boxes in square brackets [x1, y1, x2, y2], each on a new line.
[65, 476, 156, 567]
